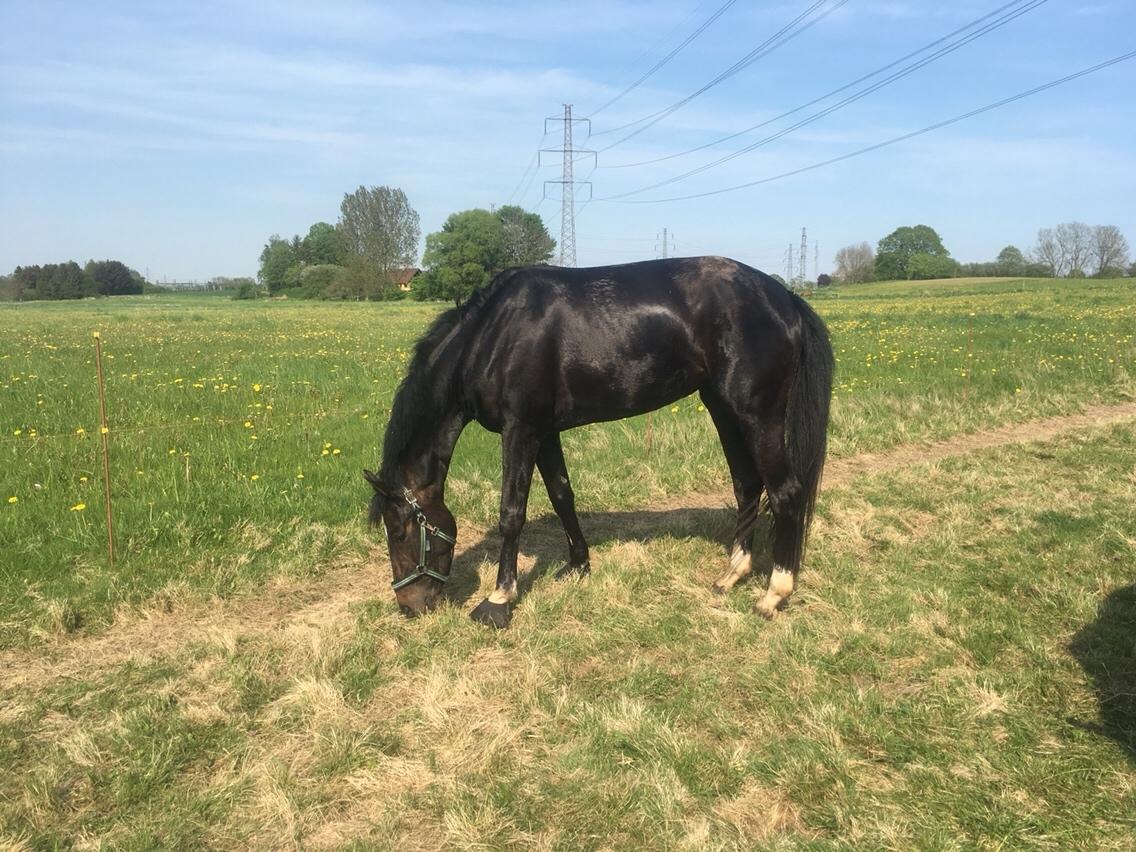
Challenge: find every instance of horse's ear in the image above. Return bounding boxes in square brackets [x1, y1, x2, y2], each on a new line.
[362, 469, 389, 496]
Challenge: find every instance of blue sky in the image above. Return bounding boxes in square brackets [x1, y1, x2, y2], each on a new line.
[1, 0, 1133, 281]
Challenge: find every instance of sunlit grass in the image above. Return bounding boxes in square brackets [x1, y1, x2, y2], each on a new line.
[1, 279, 1133, 642]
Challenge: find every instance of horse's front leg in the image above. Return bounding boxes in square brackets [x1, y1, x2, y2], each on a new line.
[470, 426, 540, 629]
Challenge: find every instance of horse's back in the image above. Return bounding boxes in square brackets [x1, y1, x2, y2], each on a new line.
[461, 257, 800, 431]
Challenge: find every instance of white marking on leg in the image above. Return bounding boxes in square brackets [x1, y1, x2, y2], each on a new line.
[714, 547, 753, 592]
[756, 566, 794, 618]
[487, 583, 517, 605]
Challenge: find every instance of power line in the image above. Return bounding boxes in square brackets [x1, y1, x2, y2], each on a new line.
[601, 0, 1049, 200]
[591, 0, 846, 149]
[597, 49, 1136, 204]
[586, 0, 741, 119]
[602, 0, 1040, 170]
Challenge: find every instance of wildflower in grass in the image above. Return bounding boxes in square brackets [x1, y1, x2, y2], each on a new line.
[322, 449, 329, 456]
[79, 476, 88, 483]
[75, 427, 86, 436]
[71, 503, 86, 511]
[13, 429, 20, 436]
[250, 474, 260, 481]
[7, 496, 16, 504]
[670, 406, 678, 413]
[168, 448, 176, 455]
[244, 420, 253, 428]
[296, 473, 304, 480]
[253, 383, 262, 392]
[332, 448, 341, 456]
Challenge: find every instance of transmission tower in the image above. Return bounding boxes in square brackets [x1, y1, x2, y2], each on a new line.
[542, 104, 594, 267]
[799, 227, 808, 285]
[656, 227, 671, 259]
[785, 243, 794, 283]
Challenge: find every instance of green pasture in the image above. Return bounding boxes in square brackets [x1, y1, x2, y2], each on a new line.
[1, 278, 1132, 642]
[1, 277, 1134, 848]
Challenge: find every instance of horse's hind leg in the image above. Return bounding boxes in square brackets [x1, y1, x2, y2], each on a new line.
[701, 390, 764, 595]
[748, 411, 805, 618]
[537, 433, 590, 579]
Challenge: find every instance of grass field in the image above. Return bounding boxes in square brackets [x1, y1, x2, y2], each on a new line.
[2, 277, 1135, 848]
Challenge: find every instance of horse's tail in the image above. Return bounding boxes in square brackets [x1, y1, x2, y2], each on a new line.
[785, 291, 834, 566]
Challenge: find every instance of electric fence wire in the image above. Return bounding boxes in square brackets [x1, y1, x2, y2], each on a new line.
[600, 0, 1049, 199]
[596, 49, 1136, 204]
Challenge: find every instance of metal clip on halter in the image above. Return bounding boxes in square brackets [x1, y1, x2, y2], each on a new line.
[390, 487, 457, 591]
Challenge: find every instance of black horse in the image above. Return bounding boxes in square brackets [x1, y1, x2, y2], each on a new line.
[364, 256, 834, 628]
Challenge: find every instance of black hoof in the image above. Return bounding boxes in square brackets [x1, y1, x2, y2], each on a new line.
[711, 583, 728, 596]
[555, 561, 590, 580]
[470, 599, 512, 629]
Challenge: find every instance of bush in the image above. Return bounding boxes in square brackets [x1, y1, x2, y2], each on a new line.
[817, 273, 832, 287]
[232, 282, 262, 300]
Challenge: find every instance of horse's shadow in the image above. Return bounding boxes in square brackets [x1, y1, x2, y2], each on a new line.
[1070, 583, 1136, 762]
[441, 503, 758, 607]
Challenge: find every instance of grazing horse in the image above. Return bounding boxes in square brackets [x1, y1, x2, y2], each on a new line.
[364, 256, 834, 629]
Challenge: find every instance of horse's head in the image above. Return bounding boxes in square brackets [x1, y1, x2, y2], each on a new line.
[364, 470, 457, 617]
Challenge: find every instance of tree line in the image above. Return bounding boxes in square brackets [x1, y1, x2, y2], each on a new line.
[0, 260, 149, 301]
[255, 185, 555, 302]
[834, 222, 1132, 284]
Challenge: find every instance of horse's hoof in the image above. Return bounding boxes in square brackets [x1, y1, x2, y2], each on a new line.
[755, 599, 786, 620]
[555, 561, 590, 580]
[711, 583, 728, 596]
[470, 599, 511, 629]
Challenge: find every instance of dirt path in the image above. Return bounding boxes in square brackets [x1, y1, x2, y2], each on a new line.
[4, 401, 1135, 695]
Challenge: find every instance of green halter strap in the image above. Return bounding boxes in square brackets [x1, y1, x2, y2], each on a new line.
[390, 487, 457, 592]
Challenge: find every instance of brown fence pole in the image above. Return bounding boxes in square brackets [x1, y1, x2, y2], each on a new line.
[93, 331, 115, 567]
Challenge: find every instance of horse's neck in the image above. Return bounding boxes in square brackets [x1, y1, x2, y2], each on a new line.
[399, 409, 467, 497]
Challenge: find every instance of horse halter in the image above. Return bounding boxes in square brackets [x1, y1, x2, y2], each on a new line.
[390, 487, 457, 592]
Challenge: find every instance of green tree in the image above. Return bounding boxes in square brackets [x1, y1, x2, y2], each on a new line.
[417, 209, 505, 301]
[47, 262, 94, 299]
[907, 253, 957, 280]
[876, 225, 950, 280]
[415, 206, 554, 301]
[258, 235, 298, 294]
[995, 245, 1025, 276]
[497, 205, 555, 267]
[338, 186, 420, 297]
[302, 222, 346, 266]
[86, 259, 140, 295]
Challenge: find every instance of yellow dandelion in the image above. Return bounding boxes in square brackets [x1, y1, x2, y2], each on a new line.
[79, 476, 88, 483]
[71, 502, 86, 511]
[253, 383, 262, 392]
[250, 474, 260, 481]
[168, 448, 176, 455]
[296, 473, 304, 480]
[670, 406, 679, 413]
[75, 427, 86, 436]
[7, 496, 16, 504]
[244, 420, 253, 428]
[13, 429, 21, 436]
[321, 449, 330, 456]
[332, 448, 341, 456]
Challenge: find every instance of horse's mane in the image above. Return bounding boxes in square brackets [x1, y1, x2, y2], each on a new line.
[377, 267, 528, 487]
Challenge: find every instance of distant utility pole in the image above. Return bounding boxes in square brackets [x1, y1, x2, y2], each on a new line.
[656, 227, 671, 259]
[814, 242, 819, 277]
[542, 104, 594, 267]
[799, 227, 808, 285]
[786, 243, 794, 283]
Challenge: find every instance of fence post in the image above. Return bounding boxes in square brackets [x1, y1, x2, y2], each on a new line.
[93, 331, 115, 567]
